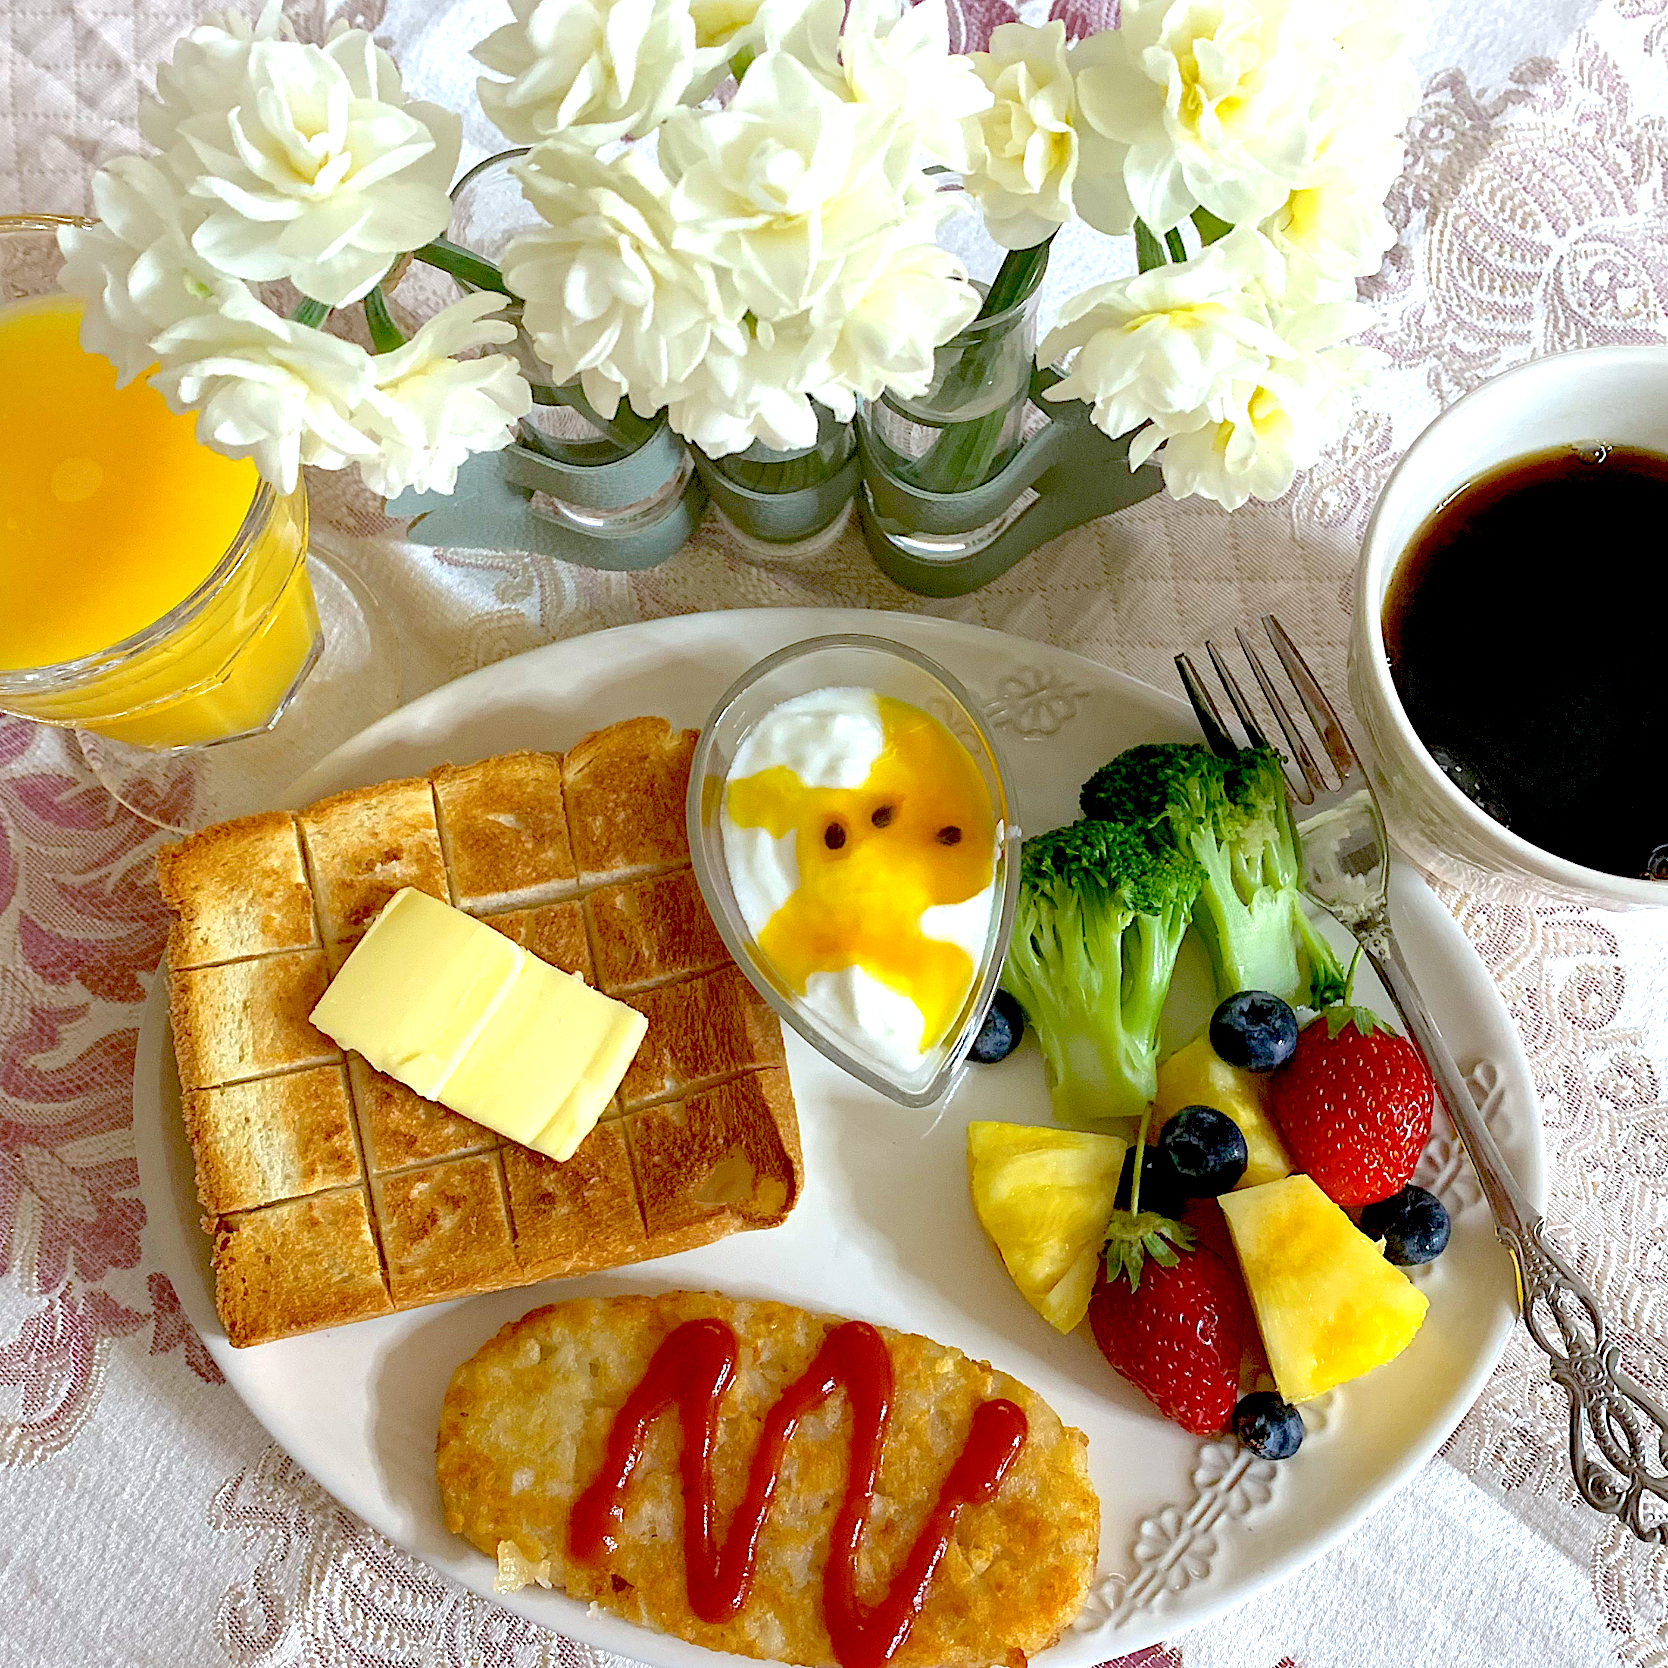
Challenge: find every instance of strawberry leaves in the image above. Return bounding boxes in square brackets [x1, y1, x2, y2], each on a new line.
[1104, 1209, 1193, 1292]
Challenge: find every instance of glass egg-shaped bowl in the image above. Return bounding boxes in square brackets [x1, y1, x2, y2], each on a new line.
[687, 634, 1021, 1109]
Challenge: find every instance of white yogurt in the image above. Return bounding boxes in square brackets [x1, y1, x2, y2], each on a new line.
[720, 686, 995, 1075]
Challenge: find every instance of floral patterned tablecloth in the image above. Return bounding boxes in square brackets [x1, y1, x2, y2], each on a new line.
[4, 0, 1668, 1663]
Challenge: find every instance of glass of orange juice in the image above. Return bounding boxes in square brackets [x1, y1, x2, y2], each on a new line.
[0, 216, 396, 827]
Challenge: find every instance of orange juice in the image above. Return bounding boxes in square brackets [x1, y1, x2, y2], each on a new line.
[0, 296, 319, 748]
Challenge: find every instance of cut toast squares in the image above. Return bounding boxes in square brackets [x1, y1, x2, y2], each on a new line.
[620, 965, 786, 1109]
[212, 1189, 393, 1347]
[374, 1154, 519, 1308]
[169, 949, 339, 1091]
[159, 730, 806, 1347]
[624, 1068, 802, 1247]
[157, 811, 316, 969]
[561, 717, 696, 880]
[184, 1064, 361, 1215]
[501, 1121, 647, 1280]
[432, 752, 575, 909]
[586, 867, 728, 994]
[299, 778, 449, 945]
[482, 899, 592, 982]
[346, 1054, 499, 1172]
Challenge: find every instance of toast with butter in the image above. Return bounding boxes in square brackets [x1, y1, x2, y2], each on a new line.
[159, 721, 803, 1347]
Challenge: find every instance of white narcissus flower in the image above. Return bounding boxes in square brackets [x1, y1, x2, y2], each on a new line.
[502, 138, 743, 421]
[1151, 301, 1376, 508]
[56, 156, 230, 385]
[148, 285, 378, 494]
[962, 22, 1103, 249]
[1259, 170, 1397, 304]
[355, 294, 534, 497]
[831, 0, 993, 172]
[664, 324, 828, 456]
[1040, 227, 1287, 439]
[812, 225, 979, 414]
[1073, 0, 1350, 235]
[474, 0, 696, 146]
[685, 0, 817, 102]
[661, 52, 922, 317]
[146, 3, 460, 307]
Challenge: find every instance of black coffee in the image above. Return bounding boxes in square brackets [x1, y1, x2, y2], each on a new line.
[1383, 444, 1668, 880]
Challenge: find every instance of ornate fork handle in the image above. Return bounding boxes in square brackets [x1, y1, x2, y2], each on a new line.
[1507, 1218, 1668, 1541]
[1352, 912, 1668, 1543]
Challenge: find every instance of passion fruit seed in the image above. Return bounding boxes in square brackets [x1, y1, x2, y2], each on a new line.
[871, 804, 895, 828]
[937, 825, 962, 845]
[824, 822, 847, 850]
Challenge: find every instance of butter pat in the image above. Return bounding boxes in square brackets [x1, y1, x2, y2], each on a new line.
[447, 954, 645, 1161]
[311, 888, 646, 1161]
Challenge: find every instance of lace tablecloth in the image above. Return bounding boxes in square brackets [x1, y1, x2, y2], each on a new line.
[4, 0, 1668, 1662]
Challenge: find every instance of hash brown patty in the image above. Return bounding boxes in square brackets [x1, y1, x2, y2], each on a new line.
[435, 1291, 1099, 1667]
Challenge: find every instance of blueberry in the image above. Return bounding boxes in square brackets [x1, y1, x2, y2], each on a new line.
[1358, 1184, 1451, 1265]
[967, 990, 1024, 1064]
[1118, 1144, 1186, 1220]
[1159, 1106, 1248, 1197]
[1234, 1391, 1305, 1460]
[1209, 991, 1299, 1072]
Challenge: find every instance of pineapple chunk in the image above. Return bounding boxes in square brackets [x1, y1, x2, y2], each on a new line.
[967, 1121, 1126, 1333]
[1221, 1174, 1428, 1402]
[1153, 1035, 1293, 1189]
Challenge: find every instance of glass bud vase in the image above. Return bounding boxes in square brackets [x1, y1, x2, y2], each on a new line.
[857, 280, 1042, 561]
[391, 149, 704, 567]
[694, 403, 860, 571]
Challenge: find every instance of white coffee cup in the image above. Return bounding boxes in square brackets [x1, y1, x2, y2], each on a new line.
[1348, 344, 1668, 908]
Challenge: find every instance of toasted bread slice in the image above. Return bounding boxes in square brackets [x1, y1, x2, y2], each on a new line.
[346, 1055, 500, 1173]
[157, 811, 316, 969]
[501, 1121, 648, 1281]
[561, 718, 695, 881]
[169, 950, 339, 1091]
[623, 1069, 802, 1252]
[184, 1064, 360, 1214]
[373, 1153, 520, 1308]
[161, 726, 803, 1347]
[483, 899, 593, 982]
[435, 1292, 1098, 1668]
[213, 1189, 393, 1347]
[620, 965, 785, 1109]
[433, 752, 575, 910]
[299, 778, 449, 945]
[587, 868, 729, 994]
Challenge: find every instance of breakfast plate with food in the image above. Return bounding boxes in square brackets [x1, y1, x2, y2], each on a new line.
[132, 606, 1543, 1665]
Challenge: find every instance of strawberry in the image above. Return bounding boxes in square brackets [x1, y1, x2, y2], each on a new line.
[1179, 1194, 1235, 1264]
[1087, 1231, 1250, 1436]
[1268, 1004, 1434, 1207]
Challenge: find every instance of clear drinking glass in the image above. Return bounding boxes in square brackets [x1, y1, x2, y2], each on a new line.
[0, 216, 399, 829]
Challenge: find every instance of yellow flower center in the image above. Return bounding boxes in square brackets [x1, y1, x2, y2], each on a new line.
[690, 0, 757, 49]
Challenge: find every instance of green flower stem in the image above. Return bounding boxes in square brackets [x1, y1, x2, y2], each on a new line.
[290, 296, 330, 327]
[411, 236, 515, 296]
[1133, 218, 1167, 273]
[1164, 226, 1188, 263]
[363, 286, 406, 354]
[1192, 206, 1233, 245]
[899, 238, 1051, 495]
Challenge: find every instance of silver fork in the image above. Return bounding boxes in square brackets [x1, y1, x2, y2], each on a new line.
[1178, 616, 1668, 1545]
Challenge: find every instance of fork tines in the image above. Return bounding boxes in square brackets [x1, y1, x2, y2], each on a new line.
[1175, 617, 1363, 807]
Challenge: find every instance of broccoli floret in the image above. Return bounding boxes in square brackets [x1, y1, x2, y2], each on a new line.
[1080, 742, 1348, 1008]
[1003, 820, 1203, 1127]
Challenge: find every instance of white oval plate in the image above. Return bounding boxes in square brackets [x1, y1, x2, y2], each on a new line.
[133, 608, 1543, 1664]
